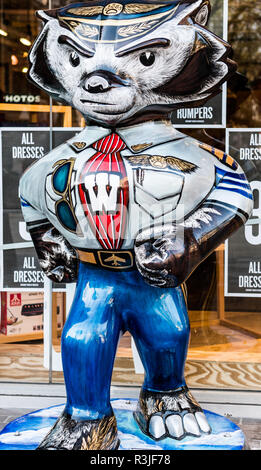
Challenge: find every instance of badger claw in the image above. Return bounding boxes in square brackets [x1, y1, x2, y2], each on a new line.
[183, 413, 201, 436]
[195, 411, 211, 433]
[165, 414, 184, 439]
[149, 415, 166, 439]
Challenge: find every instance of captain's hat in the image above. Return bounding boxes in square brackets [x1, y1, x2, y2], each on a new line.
[36, 1, 207, 46]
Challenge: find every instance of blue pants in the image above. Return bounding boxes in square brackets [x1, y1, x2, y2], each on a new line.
[61, 262, 190, 420]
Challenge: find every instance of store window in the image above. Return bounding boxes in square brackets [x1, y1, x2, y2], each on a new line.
[0, 0, 260, 390]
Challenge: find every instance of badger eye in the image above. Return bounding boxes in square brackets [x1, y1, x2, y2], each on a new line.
[139, 52, 155, 66]
[69, 51, 80, 67]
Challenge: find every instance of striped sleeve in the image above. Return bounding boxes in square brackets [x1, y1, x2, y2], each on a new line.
[206, 166, 253, 222]
[197, 142, 253, 220]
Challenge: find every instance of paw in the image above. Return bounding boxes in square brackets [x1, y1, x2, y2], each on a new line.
[134, 241, 178, 288]
[149, 410, 211, 440]
[134, 224, 189, 288]
[37, 411, 119, 450]
[134, 386, 211, 441]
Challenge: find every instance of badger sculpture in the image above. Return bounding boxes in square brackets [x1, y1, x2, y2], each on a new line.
[19, 0, 253, 450]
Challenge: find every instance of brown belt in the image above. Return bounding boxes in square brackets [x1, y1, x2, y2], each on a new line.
[77, 249, 135, 271]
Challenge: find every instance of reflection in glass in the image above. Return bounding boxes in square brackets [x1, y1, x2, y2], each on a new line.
[0, 0, 260, 394]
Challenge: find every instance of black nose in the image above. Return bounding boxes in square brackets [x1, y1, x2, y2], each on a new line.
[85, 75, 110, 94]
[83, 70, 131, 94]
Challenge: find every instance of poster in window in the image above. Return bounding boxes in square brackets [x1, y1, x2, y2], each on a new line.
[172, 0, 227, 128]
[0, 128, 79, 289]
[225, 128, 261, 296]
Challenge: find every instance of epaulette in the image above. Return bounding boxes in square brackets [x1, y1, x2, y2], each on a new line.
[199, 142, 238, 170]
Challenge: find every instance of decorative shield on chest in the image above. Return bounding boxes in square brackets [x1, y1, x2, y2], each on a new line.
[78, 133, 129, 249]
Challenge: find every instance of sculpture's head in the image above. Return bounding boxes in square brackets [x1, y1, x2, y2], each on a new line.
[28, 0, 236, 126]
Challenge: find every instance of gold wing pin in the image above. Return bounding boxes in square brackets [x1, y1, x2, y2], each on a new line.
[124, 4, 164, 14]
[67, 6, 104, 16]
[127, 154, 197, 173]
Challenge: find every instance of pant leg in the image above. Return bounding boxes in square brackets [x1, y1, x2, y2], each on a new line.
[61, 263, 123, 420]
[122, 283, 190, 392]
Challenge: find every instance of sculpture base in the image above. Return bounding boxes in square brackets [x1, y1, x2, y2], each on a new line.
[0, 399, 244, 450]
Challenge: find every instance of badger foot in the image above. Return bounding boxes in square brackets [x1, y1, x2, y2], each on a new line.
[36, 411, 120, 450]
[134, 386, 211, 441]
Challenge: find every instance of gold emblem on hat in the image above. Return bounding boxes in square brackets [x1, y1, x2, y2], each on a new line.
[118, 20, 157, 37]
[103, 3, 124, 16]
[124, 4, 164, 14]
[67, 3, 164, 17]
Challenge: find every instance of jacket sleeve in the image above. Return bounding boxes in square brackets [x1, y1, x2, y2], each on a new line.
[19, 166, 78, 284]
[182, 147, 253, 256]
[173, 149, 253, 284]
[134, 146, 253, 288]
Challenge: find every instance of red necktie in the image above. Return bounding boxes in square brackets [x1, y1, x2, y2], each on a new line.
[79, 133, 129, 250]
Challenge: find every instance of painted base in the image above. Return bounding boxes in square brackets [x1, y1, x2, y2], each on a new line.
[0, 399, 244, 450]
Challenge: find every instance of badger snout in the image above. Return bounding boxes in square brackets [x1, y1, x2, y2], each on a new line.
[83, 70, 131, 94]
[75, 67, 135, 123]
[85, 75, 110, 94]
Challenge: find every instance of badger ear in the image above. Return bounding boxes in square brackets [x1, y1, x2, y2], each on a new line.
[28, 24, 66, 101]
[193, 2, 211, 26]
[36, 9, 57, 23]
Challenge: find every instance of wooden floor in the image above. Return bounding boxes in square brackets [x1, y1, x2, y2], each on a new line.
[0, 322, 261, 390]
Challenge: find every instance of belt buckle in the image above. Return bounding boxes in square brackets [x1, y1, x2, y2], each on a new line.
[97, 250, 134, 270]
